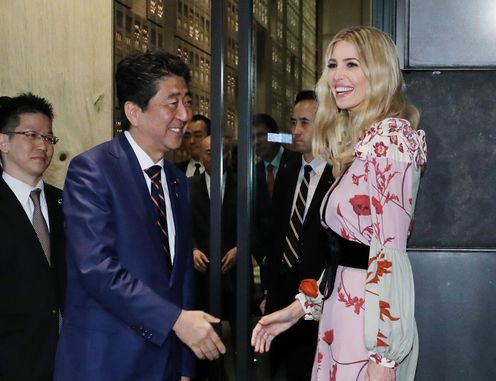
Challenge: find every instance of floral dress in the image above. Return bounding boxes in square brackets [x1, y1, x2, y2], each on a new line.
[296, 118, 427, 381]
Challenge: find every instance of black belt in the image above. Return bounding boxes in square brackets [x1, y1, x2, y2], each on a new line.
[320, 230, 369, 296]
[329, 230, 369, 270]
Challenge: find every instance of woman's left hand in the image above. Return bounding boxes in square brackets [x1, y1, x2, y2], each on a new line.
[367, 360, 396, 381]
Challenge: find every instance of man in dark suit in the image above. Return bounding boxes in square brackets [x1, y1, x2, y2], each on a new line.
[264, 91, 333, 381]
[252, 113, 299, 312]
[54, 52, 225, 381]
[0, 93, 66, 381]
[176, 114, 210, 177]
[189, 136, 237, 380]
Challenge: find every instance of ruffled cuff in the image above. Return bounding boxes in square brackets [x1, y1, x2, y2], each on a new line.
[368, 351, 398, 369]
[295, 279, 323, 321]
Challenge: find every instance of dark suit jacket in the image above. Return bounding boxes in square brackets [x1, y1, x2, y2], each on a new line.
[189, 171, 236, 320]
[266, 159, 333, 312]
[265, 159, 333, 356]
[0, 176, 65, 381]
[252, 148, 299, 280]
[175, 159, 189, 173]
[53, 133, 195, 381]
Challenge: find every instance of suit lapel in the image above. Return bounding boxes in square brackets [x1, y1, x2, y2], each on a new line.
[114, 134, 166, 264]
[303, 165, 333, 226]
[0, 177, 51, 268]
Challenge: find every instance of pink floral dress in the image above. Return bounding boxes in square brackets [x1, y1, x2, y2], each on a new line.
[296, 118, 427, 381]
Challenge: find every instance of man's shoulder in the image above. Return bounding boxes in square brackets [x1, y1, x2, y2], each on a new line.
[44, 182, 63, 197]
[175, 159, 189, 172]
[281, 148, 300, 165]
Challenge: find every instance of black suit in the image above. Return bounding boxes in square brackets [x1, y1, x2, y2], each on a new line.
[189, 171, 237, 322]
[0, 177, 66, 381]
[252, 148, 299, 289]
[265, 159, 333, 381]
[175, 159, 189, 173]
[189, 171, 237, 381]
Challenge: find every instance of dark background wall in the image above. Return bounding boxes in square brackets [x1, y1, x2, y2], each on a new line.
[405, 70, 496, 248]
[404, 69, 496, 381]
[390, 2, 496, 380]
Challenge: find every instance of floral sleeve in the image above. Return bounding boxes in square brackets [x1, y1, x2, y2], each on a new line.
[295, 271, 326, 321]
[355, 118, 427, 367]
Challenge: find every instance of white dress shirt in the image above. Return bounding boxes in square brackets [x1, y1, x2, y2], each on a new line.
[2, 171, 50, 230]
[290, 157, 328, 221]
[185, 159, 205, 178]
[263, 146, 284, 180]
[124, 131, 176, 263]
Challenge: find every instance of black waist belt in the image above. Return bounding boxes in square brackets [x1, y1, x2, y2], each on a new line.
[328, 230, 369, 270]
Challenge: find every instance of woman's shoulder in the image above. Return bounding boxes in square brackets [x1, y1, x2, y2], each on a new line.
[355, 118, 427, 166]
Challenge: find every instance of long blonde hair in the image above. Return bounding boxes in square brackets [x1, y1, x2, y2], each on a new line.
[313, 26, 419, 178]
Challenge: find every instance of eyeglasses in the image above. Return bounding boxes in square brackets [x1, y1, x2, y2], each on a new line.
[3, 130, 60, 145]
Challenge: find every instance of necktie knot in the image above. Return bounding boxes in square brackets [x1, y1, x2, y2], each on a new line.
[145, 165, 162, 181]
[267, 164, 274, 173]
[304, 164, 312, 176]
[194, 162, 202, 176]
[30, 188, 42, 205]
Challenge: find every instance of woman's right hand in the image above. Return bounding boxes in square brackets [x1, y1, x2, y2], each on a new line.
[251, 300, 305, 353]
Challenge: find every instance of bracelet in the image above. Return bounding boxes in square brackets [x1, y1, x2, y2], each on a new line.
[368, 351, 397, 369]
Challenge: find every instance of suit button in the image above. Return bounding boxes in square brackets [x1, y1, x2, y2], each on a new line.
[51, 309, 57, 315]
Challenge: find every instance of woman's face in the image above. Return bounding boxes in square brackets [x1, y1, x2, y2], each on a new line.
[327, 40, 368, 112]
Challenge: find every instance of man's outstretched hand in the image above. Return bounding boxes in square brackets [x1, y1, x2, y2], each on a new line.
[173, 310, 226, 360]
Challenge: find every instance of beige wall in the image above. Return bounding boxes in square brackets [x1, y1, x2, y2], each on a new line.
[318, 0, 371, 70]
[0, 0, 113, 188]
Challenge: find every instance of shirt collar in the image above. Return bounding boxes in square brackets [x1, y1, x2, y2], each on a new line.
[124, 130, 162, 170]
[301, 157, 327, 176]
[2, 171, 45, 205]
[264, 146, 284, 169]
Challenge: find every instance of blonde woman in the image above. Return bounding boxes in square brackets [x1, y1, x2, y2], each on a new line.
[252, 26, 427, 381]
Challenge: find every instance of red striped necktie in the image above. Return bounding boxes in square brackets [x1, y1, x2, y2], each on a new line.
[145, 165, 172, 271]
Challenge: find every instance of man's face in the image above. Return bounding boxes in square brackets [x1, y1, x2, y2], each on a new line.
[183, 119, 208, 160]
[0, 112, 54, 185]
[290, 100, 318, 156]
[200, 136, 229, 175]
[131, 75, 193, 161]
[253, 124, 278, 161]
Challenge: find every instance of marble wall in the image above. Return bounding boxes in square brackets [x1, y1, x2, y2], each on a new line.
[0, 0, 113, 188]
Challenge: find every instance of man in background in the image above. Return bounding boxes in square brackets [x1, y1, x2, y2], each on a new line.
[176, 114, 210, 176]
[54, 52, 225, 381]
[252, 113, 299, 313]
[189, 136, 237, 380]
[264, 91, 333, 381]
[0, 93, 65, 381]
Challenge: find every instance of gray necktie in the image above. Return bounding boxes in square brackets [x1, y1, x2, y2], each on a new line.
[30, 189, 51, 266]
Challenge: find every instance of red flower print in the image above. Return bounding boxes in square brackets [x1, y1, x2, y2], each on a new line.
[349, 195, 371, 216]
[377, 330, 389, 347]
[322, 329, 334, 345]
[379, 300, 400, 322]
[371, 196, 383, 214]
[352, 174, 359, 185]
[373, 141, 388, 157]
[317, 351, 323, 364]
[367, 252, 393, 284]
[398, 143, 404, 153]
[330, 363, 337, 381]
[299, 279, 318, 298]
[389, 135, 398, 145]
[353, 297, 365, 314]
[340, 227, 350, 240]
